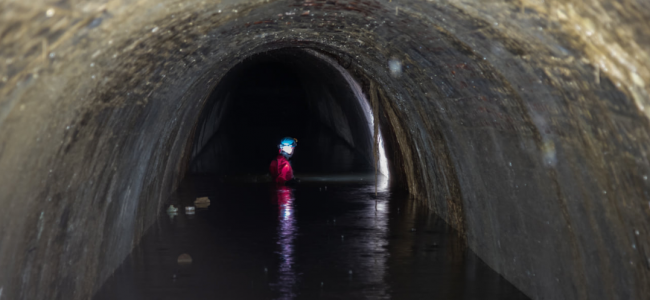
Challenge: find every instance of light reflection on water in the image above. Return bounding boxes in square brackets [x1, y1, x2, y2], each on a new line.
[274, 186, 298, 299]
[93, 179, 530, 300]
[271, 184, 391, 299]
[362, 185, 390, 299]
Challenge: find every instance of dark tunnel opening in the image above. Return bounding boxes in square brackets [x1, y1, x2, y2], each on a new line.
[188, 48, 380, 178]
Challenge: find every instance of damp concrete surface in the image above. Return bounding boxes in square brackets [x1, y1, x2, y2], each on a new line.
[93, 176, 529, 299]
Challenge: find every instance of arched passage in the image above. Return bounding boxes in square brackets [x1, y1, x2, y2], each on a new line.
[187, 48, 380, 177]
[1, 0, 649, 299]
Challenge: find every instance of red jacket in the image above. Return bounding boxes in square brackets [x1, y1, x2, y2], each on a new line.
[269, 152, 293, 185]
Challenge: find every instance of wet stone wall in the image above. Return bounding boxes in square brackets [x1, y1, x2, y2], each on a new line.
[0, 0, 649, 300]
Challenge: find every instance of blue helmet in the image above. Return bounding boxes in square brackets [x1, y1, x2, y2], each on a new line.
[279, 137, 298, 148]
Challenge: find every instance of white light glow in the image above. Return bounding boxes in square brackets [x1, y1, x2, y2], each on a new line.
[354, 88, 390, 180]
[281, 145, 294, 154]
[377, 133, 389, 177]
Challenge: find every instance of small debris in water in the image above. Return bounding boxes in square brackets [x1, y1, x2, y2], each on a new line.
[46, 8, 55, 17]
[185, 206, 195, 214]
[264, 267, 268, 273]
[151, 27, 159, 33]
[349, 270, 353, 274]
[167, 205, 178, 213]
[195, 197, 211, 208]
[410, 228, 416, 232]
[301, 10, 310, 16]
[177, 253, 192, 265]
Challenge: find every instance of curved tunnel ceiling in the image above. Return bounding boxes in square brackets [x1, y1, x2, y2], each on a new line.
[1, 0, 650, 299]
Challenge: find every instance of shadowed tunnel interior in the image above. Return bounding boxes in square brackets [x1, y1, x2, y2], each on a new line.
[1, 0, 650, 299]
[189, 49, 376, 176]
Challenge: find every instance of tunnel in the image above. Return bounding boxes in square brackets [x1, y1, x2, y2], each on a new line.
[1, 0, 649, 299]
[188, 48, 379, 177]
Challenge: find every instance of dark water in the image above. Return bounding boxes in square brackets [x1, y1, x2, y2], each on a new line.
[94, 176, 529, 300]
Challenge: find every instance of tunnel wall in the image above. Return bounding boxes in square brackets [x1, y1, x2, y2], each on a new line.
[1, 0, 650, 300]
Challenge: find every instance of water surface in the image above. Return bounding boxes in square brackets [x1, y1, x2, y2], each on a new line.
[94, 176, 529, 300]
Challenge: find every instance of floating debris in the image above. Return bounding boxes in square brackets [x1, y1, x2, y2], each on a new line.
[177, 253, 192, 265]
[167, 205, 178, 213]
[185, 206, 195, 214]
[195, 197, 211, 208]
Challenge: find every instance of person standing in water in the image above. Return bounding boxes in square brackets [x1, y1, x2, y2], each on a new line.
[269, 137, 298, 185]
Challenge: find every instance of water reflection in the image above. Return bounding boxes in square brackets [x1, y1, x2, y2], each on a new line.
[93, 179, 530, 300]
[360, 184, 390, 299]
[272, 186, 298, 299]
[376, 174, 389, 192]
